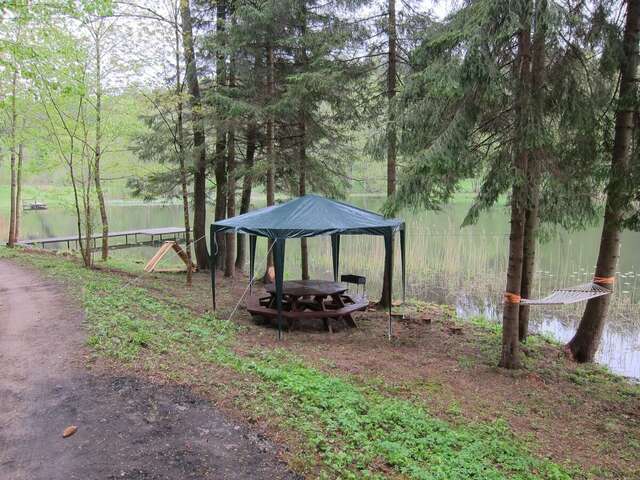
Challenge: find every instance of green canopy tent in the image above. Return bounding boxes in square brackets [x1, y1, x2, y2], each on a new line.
[210, 194, 406, 339]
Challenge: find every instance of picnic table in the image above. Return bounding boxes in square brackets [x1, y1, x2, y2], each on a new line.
[246, 280, 367, 332]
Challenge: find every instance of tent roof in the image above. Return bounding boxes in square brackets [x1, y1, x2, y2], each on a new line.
[212, 194, 404, 239]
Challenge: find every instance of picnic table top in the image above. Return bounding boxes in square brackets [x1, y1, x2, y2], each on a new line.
[264, 280, 347, 297]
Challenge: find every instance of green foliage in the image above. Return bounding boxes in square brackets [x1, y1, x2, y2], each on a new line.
[1, 247, 582, 479]
[389, 0, 627, 233]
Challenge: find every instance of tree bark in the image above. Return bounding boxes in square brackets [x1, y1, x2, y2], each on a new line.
[298, 11, 309, 281]
[264, 44, 275, 282]
[214, 0, 228, 270]
[568, 0, 640, 362]
[175, 10, 193, 287]
[235, 119, 256, 271]
[94, 27, 109, 261]
[15, 141, 23, 242]
[379, 0, 397, 308]
[7, 70, 17, 248]
[500, 7, 532, 369]
[81, 129, 94, 269]
[180, 0, 209, 270]
[224, 47, 236, 278]
[299, 113, 309, 280]
[519, 0, 546, 342]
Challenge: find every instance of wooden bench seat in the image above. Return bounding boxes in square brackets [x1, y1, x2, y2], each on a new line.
[245, 295, 367, 329]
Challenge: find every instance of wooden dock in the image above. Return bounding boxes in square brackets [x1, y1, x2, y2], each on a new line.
[18, 227, 190, 251]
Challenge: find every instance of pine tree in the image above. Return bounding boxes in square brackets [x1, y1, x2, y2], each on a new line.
[568, 0, 640, 362]
[180, 0, 209, 270]
[386, 0, 623, 367]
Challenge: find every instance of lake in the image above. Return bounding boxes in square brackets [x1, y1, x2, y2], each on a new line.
[4, 195, 640, 379]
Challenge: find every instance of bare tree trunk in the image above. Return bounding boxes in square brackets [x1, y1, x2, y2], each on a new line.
[15, 141, 24, 242]
[568, 0, 640, 362]
[81, 128, 94, 268]
[500, 6, 532, 369]
[519, 0, 546, 342]
[83, 169, 93, 268]
[235, 119, 256, 271]
[94, 29, 109, 261]
[175, 11, 192, 286]
[264, 44, 275, 282]
[69, 154, 87, 264]
[7, 70, 17, 248]
[213, 0, 228, 270]
[299, 114, 309, 280]
[379, 0, 397, 308]
[224, 52, 236, 278]
[180, 0, 209, 269]
[297, 11, 310, 281]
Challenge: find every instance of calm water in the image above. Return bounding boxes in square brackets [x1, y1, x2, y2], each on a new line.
[4, 196, 640, 378]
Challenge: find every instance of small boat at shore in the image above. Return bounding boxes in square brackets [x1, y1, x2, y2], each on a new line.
[24, 201, 48, 211]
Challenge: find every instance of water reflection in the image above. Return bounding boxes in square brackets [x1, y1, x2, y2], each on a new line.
[455, 294, 640, 379]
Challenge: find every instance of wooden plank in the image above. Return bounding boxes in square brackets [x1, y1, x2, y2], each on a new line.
[144, 241, 197, 273]
[170, 242, 197, 271]
[144, 241, 175, 272]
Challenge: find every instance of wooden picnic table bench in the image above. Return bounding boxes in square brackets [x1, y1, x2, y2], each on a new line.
[246, 280, 368, 332]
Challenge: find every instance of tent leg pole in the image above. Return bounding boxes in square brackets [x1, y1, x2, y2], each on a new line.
[384, 230, 393, 341]
[274, 238, 286, 341]
[210, 225, 216, 312]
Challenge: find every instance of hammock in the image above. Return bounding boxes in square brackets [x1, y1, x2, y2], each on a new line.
[520, 282, 611, 305]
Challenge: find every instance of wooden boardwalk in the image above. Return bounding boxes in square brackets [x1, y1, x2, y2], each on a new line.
[18, 227, 189, 251]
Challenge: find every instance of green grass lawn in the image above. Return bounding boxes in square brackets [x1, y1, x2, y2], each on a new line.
[0, 247, 591, 479]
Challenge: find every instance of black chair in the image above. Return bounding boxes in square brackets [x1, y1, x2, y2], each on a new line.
[340, 274, 366, 300]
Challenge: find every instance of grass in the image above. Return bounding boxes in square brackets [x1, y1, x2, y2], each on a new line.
[0, 247, 588, 479]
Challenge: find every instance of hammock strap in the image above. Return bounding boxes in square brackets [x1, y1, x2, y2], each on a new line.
[503, 292, 521, 304]
[593, 276, 615, 286]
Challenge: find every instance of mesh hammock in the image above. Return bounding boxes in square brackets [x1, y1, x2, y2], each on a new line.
[521, 282, 611, 305]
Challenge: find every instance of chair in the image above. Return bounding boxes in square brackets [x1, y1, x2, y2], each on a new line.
[340, 274, 367, 300]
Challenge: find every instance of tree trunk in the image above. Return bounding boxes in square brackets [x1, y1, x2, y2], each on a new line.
[519, 0, 546, 342]
[299, 114, 309, 280]
[379, 0, 397, 308]
[568, 0, 640, 362]
[213, 0, 228, 270]
[224, 131, 235, 277]
[224, 49, 236, 278]
[83, 172, 93, 268]
[235, 119, 256, 271]
[15, 141, 23, 242]
[264, 44, 275, 282]
[94, 30, 109, 261]
[297, 11, 310, 281]
[500, 6, 532, 369]
[180, 0, 209, 270]
[7, 70, 17, 248]
[175, 13, 192, 287]
[81, 134, 93, 269]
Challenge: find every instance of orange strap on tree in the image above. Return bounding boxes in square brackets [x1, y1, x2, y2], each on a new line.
[503, 292, 521, 304]
[593, 276, 615, 285]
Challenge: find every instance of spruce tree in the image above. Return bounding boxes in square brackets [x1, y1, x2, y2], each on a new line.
[568, 0, 640, 362]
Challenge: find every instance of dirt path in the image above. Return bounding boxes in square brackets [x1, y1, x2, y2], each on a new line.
[0, 260, 296, 480]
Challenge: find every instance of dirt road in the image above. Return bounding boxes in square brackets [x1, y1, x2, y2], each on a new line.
[0, 260, 296, 480]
